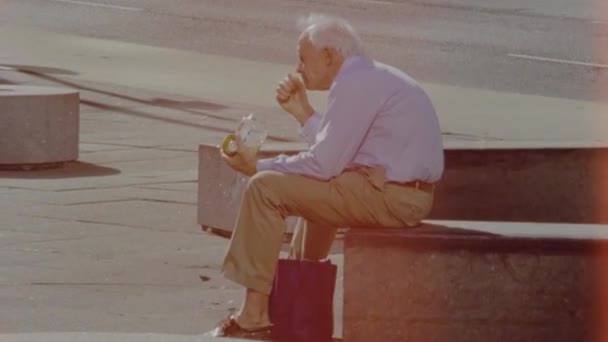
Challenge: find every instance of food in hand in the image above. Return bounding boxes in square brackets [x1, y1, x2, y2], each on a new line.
[221, 114, 267, 157]
[222, 134, 238, 157]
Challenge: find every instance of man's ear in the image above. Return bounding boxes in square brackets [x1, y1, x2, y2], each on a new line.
[322, 47, 334, 66]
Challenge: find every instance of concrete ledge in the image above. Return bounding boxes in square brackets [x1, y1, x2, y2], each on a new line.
[343, 225, 608, 342]
[197, 144, 608, 226]
[0, 85, 79, 169]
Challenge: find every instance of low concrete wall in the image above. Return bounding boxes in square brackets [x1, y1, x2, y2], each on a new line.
[0, 85, 79, 169]
[343, 225, 608, 342]
[434, 148, 608, 224]
[197, 144, 608, 230]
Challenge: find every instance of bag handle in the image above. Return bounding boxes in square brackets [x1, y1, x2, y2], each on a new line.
[289, 218, 307, 260]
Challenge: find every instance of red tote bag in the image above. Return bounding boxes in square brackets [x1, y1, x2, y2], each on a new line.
[269, 258, 337, 342]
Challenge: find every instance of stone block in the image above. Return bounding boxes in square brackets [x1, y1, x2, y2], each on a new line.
[197, 142, 306, 236]
[343, 225, 608, 342]
[0, 85, 79, 169]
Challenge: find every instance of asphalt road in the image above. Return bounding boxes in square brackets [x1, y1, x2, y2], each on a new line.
[1, 0, 607, 103]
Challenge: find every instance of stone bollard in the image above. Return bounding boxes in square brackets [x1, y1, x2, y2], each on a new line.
[0, 85, 79, 170]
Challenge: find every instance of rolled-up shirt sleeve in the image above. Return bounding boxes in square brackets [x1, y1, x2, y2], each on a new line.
[257, 79, 379, 180]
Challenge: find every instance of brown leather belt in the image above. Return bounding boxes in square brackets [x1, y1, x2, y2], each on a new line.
[388, 180, 435, 193]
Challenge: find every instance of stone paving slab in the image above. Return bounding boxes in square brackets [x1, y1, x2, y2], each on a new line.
[0, 333, 252, 342]
[19, 201, 197, 233]
[1, 216, 140, 236]
[79, 143, 138, 154]
[0, 186, 195, 207]
[78, 149, 193, 165]
[0, 164, 196, 193]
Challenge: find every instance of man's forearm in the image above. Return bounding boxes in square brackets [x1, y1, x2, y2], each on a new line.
[295, 105, 315, 126]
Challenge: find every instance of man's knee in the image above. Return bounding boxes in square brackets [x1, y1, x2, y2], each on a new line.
[246, 170, 285, 192]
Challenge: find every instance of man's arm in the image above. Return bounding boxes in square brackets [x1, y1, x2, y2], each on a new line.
[276, 73, 321, 146]
[298, 111, 322, 146]
[258, 79, 379, 180]
[276, 74, 314, 126]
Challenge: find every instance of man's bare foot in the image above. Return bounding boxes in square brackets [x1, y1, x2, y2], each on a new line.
[233, 312, 272, 330]
[209, 316, 272, 339]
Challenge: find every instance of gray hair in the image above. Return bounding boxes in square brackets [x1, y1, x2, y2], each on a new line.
[298, 14, 364, 58]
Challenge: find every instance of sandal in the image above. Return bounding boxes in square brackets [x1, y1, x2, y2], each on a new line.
[208, 316, 273, 340]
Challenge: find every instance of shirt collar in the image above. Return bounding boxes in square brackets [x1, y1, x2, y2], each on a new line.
[335, 55, 371, 79]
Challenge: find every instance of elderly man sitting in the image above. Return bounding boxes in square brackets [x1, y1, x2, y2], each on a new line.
[211, 13, 444, 339]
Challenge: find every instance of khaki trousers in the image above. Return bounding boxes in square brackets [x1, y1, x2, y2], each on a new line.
[222, 168, 434, 295]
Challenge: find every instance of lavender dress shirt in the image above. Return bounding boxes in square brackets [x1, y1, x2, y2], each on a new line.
[257, 56, 444, 183]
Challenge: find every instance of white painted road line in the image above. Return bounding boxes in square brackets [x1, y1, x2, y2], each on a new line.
[348, 0, 396, 5]
[508, 53, 608, 69]
[49, 0, 143, 11]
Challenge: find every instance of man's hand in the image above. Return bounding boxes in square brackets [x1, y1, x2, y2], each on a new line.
[220, 135, 258, 176]
[276, 73, 314, 126]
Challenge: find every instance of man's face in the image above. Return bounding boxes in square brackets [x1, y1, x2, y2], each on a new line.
[296, 36, 330, 90]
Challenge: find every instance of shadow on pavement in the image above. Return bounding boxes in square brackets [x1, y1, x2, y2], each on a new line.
[7, 64, 294, 142]
[0, 77, 17, 85]
[0, 161, 120, 179]
[149, 98, 229, 112]
[0, 64, 78, 75]
[80, 99, 294, 142]
[8, 65, 235, 122]
[81, 99, 249, 136]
